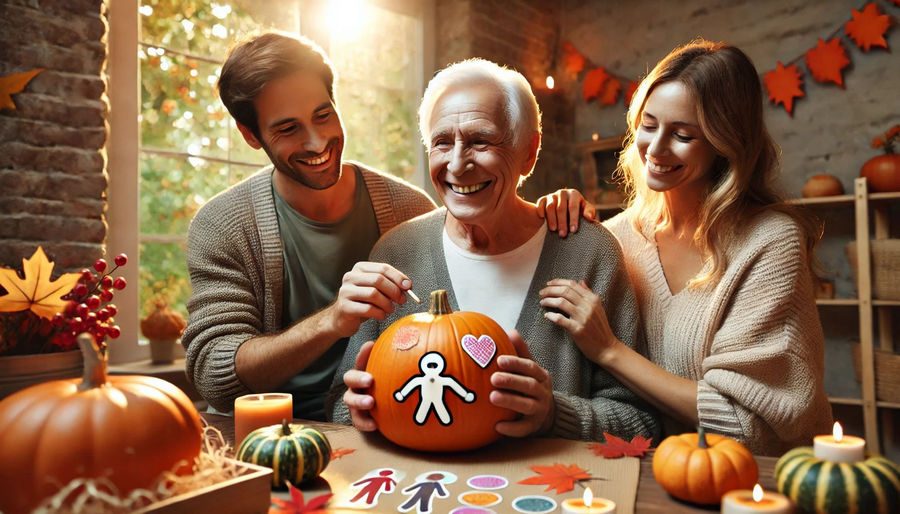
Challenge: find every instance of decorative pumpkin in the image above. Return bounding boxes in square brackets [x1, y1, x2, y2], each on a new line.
[862, 124, 900, 192]
[141, 300, 187, 363]
[0, 334, 202, 514]
[775, 446, 900, 514]
[652, 426, 758, 505]
[366, 289, 517, 452]
[802, 174, 844, 197]
[237, 419, 331, 488]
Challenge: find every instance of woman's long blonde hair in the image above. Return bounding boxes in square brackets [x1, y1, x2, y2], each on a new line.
[616, 39, 820, 287]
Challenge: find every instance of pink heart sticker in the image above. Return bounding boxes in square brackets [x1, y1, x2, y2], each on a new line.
[461, 334, 497, 368]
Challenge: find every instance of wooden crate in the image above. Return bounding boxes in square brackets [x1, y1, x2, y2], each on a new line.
[851, 343, 900, 403]
[136, 460, 272, 514]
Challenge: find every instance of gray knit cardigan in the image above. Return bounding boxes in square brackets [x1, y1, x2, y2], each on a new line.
[327, 209, 660, 441]
[182, 163, 436, 413]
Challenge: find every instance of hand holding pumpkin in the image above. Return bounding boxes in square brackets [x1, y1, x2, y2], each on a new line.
[329, 262, 412, 338]
[490, 330, 556, 437]
[539, 279, 617, 364]
[342, 340, 378, 432]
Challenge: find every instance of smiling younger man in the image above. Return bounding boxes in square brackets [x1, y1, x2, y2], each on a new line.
[182, 33, 436, 420]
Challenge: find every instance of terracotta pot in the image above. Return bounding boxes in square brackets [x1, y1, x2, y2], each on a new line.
[0, 351, 83, 399]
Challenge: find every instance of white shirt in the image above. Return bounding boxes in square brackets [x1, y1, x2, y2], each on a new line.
[442, 226, 546, 331]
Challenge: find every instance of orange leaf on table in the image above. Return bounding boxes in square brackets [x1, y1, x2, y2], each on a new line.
[598, 76, 621, 106]
[270, 481, 332, 514]
[582, 67, 609, 103]
[623, 80, 639, 107]
[330, 447, 355, 460]
[805, 38, 850, 87]
[0, 246, 80, 320]
[588, 433, 652, 458]
[0, 68, 43, 111]
[763, 61, 804, 115]
[517, 463, 592, 494]
[845, 2, 890, 52]
[562, 42, 586, 75]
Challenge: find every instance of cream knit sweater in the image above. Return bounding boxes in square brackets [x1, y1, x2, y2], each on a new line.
[605, 210, 832, 455]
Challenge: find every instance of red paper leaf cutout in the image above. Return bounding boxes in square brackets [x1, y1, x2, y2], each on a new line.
[805, 38, 850, 87]
[270, 482, 332, 514]
[330, 447, 355, 460]
[517, 463, 592, 494]
[763, 61, 804, 115]
[562, 41, 586, 75]
[623, 80, 639, 107]
[582, 67, 609, 103]
[0, 68, 43, 111]
[599, 76, 621, 106]
[588, 433, 653, 458]
[845, 2, 890, 52]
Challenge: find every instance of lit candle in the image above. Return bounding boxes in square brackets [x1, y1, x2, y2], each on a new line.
[721, 484, 791, 513]
[813, 421, 865, 463]
[233, 392, 293, 449]
[560, 487, 616, 513]
[545, 75, 555, 90]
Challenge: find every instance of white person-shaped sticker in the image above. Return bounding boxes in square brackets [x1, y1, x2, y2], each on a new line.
[394, 351, 475, 425]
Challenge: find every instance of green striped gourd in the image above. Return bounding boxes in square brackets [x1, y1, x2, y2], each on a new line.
[774, 447, 899, 513]
[237, 420, 332, 488]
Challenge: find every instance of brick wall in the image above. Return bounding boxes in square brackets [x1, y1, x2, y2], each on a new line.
[0, 0, 108, 271]
[434, 0, 578, 202]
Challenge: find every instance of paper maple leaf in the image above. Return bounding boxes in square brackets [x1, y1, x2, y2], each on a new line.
[805, 38, 850, 87]
[845, 3, 890, 52]
[582, 67, 610, 103]
[330, 447, 355, 460]
[0, 68, 43, 111]
[517, 463, 591, 494]
[0, 247, 81, 320]
[269, 482, 332, 514]
[623, 80, 639, 107]
[588, 433, 652, 458]
[763, 61, 804, 115]
[562, 42, 586, 75]
[599, 76, 621, 106]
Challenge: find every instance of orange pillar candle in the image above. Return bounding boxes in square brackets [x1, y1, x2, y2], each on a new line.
[234, 393, 293, 449]
[561, 488, 616, 513]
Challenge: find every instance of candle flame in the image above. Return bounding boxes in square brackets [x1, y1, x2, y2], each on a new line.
[583, 486, 593, 506]
[753, 483, 764, 502]
[546, 75, 555, 90]
[833, 421, 843, 442]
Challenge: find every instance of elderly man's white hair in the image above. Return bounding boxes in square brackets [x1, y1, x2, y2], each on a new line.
[418, 58, 543, 159]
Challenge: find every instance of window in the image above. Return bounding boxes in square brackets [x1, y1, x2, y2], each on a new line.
[108, 0, 431, 361]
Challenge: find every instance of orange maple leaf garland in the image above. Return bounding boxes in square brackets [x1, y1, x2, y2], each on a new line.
[0, 246, 81, 320]
[582, 67, 610, 103]
[598, 77, 621, 106]
[0, 68, 43, 111]
[805, 38, 851, 87]
[845, 2, 890, 52]
[562, 41, 587, 75]
[517, 463, 592, 494]
[763, 61, 804, 115]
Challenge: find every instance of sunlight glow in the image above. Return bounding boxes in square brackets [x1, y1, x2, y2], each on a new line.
[325, 0, 371, 41]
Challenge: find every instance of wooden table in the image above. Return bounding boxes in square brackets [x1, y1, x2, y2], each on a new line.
[203, 413, 777, 513]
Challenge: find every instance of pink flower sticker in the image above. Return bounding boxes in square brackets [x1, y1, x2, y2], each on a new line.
[393, 326, 420, 351]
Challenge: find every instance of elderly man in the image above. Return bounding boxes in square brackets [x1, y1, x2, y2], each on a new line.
[184, 34, 594, 421]
[328, 59, 658, 440]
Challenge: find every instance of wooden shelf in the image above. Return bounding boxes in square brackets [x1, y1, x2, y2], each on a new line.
[873, 300, 900, 307]
[787, 194, 854, 205]
[870, 191, 900, 202]
[828, 396, 863, 406]
[816, 298, 859, 306]
[878, 401, 900, 410]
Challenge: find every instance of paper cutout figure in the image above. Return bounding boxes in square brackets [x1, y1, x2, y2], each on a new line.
[461, 334, 496, 368]
[398, 472, 449, 513]
[343, 468, 402, 509]
[394, 352, 475, 425]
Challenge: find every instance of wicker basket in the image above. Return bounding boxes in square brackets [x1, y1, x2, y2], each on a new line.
[846, 239, 900, 300]
[851, 343, 900, 403]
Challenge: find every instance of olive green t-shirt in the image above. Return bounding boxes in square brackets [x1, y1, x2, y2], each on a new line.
[272, 165, 379, 420]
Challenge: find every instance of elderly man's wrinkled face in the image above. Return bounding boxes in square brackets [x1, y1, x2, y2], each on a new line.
[427, 83, 530, 226]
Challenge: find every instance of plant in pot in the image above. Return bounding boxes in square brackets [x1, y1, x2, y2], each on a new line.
[862, 124, 900, 192]
[0, 247, 128, 398]
[140, 297, 186, 364]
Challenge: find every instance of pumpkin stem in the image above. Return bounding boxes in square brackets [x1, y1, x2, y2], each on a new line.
[77, 332, 107, 391]
[697, 426, 709, 449]
[429, 290, 453, 315]
[281, 418, 291, 436]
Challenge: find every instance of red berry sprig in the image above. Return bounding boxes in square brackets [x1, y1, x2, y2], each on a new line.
[53, 253, 128, 352]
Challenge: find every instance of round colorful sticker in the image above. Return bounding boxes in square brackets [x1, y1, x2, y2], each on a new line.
[449, 508, 495, 514]
[458, 490, 502, 507]
[512, 495, 558, 513]
[393, 326, 420, 351]
[467, 474, 509, 490]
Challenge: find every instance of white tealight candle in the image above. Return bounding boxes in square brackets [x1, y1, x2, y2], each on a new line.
[560, 487, 616, 513]
[721, 484, 792, 514]
[813, 421, 865, 463]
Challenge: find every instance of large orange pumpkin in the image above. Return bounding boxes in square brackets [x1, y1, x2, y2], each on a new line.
[861, 153, 900, 192]
[651, 427, 758, 505]
[366, 289, 517, 452]
[0, 334, 202, 514]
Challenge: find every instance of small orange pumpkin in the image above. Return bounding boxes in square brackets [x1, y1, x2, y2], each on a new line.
[0, 334, 202, 514]
[801, 174, 844, 197]
[652, 426, 758, 505]
[140, 300, 187, 341]
[861, 153, 900, 193]
[366, 289, 517, 452]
